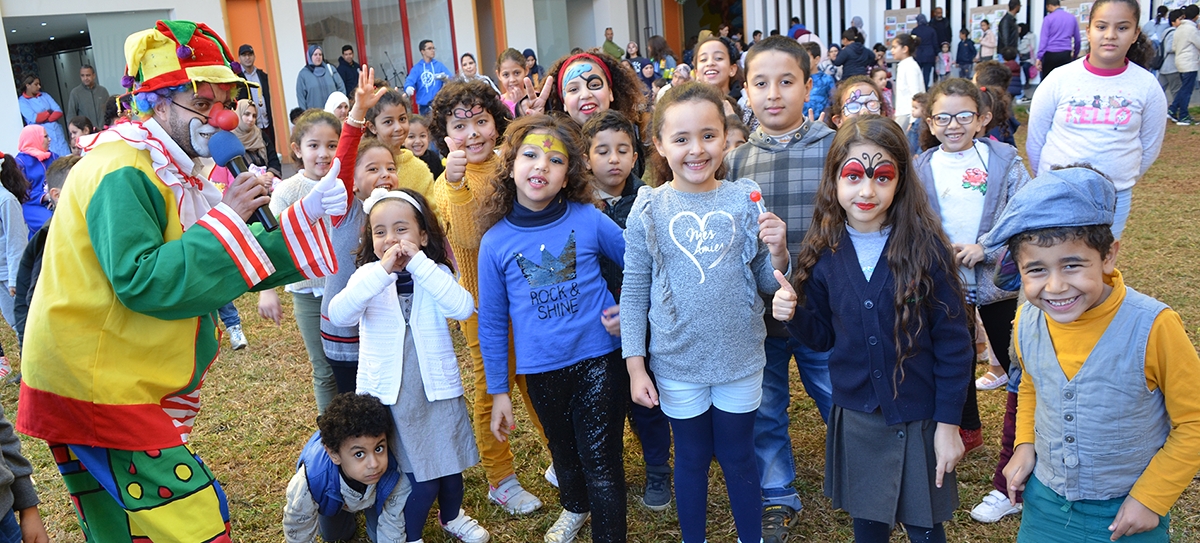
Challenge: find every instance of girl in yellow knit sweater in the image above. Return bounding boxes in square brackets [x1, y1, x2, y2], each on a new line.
[428, 79, 551, 516]
[365, 85, 435, 199]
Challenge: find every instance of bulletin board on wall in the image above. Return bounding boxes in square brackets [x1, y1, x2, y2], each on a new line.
[1057, 0, 1093, 51]
[968, 4, 1009, 43]
[883, 8, 922, 42]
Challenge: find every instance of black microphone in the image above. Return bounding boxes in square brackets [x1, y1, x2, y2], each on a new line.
[209, 131, 278, 231]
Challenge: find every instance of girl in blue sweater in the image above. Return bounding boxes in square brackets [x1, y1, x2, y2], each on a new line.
[476, 114, 626, 543]
[622, 82, 791, 543]
[771, 115, 973, 543]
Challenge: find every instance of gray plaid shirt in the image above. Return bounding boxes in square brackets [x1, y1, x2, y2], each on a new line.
[725, 120, 835, 257]
[725, 120, 834, 336]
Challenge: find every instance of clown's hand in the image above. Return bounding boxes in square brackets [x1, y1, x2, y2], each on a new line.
[301, 158, 348, 219]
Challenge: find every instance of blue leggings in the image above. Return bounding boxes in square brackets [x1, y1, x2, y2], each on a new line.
[853, 518, 945, 543]
[669, 406, 761, 543]
[404, 472, 464, 542]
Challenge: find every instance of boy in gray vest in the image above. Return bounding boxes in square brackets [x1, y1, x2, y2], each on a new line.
[980, 166, 1200, 543]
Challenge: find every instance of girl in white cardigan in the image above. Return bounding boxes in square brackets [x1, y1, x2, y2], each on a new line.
[328, 188, 488, 543]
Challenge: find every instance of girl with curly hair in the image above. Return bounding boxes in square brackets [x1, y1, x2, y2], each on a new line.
[425, 80, 558, 518]
[476, 114, 627, 543]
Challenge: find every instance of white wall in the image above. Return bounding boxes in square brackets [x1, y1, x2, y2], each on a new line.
[451, 0, 479, 67]
[567, 0, 596, 50]
[270, 0, 305, 120]
[592, 0, 633, 52]
[505, 0, 538, 53]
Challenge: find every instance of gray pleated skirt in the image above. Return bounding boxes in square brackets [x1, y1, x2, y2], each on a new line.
[824, 405, 959, 528]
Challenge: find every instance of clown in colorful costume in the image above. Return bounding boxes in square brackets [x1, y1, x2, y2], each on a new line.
[14, 20, 344, 543]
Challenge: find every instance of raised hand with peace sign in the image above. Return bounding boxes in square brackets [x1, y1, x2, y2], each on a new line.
[520, 75, 555, 117]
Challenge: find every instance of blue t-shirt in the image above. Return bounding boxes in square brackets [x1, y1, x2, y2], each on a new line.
[477, 201, 625, 393]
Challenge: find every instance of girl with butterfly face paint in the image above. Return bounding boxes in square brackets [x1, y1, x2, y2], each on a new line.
[772, 115, 973, 543]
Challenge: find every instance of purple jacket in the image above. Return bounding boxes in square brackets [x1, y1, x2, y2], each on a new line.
[1037, 8, 1082, 59]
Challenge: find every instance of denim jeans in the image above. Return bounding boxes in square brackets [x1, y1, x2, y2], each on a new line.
[0, 510, 19, 543]
[1170, 71, 1196, 120]
[216, 301, 240, 328]
[754, 336, 833, 509]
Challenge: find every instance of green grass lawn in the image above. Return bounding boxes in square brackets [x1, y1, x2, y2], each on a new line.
[3, 117, 1199, 542]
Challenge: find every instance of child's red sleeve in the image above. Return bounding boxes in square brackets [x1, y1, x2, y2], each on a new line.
[331, 122, 364, 227]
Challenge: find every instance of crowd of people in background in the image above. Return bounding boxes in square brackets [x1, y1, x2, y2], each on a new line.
[3, 1, 1200, 541]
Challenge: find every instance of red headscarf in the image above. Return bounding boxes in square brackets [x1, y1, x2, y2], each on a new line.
[18, 125, 51, 161]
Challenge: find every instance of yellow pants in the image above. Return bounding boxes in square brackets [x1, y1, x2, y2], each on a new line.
[460, 312, 549, 486]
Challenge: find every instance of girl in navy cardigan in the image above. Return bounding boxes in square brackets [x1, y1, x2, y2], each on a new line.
[771, 115, 974, 543]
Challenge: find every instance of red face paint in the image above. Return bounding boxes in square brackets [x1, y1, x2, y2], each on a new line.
[840, 161, 866, 179]
[873, 163, 897, 181]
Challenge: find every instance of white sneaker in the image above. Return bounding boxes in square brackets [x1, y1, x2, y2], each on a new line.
[442, 509, 490, 543]
[544, 509, 589, 543]
[545, 464, 559, 488]
[488, 476, 543, 515]
[0, 357, 11, 381]
[227, 325, 248, 351]
[970, 489, 1022, 523]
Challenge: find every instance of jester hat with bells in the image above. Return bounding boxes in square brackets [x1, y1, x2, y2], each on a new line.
[121, 20, 254, 125]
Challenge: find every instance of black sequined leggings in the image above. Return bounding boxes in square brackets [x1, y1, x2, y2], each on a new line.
[526, 351, 627, 543]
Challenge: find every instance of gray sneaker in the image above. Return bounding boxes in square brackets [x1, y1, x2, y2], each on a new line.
[641, 464, 672, 511]
[227, 325, 248, 350]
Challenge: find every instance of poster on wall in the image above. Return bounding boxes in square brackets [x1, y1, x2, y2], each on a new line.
[968, 5, 1002, 43]
[883, 7, 921, 45]
[1059, 0, 1093, 51]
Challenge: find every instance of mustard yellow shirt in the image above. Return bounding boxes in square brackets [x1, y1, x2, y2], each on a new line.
[430, 155, 499, 300]
[1014, 270, 1200, 515]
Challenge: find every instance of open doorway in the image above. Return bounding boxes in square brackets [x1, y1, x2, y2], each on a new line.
[6, 14, 93, 148]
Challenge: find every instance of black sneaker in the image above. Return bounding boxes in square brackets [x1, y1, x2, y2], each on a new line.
[762, 504, 799, 543]
[1177, 116, 1194, 126]
[641, 464, 672, 511]
[1168, 109, 1180, 123]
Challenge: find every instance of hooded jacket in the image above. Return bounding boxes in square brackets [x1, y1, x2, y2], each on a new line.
[913, 15, 940, 65]
[831, 41, 876, 77]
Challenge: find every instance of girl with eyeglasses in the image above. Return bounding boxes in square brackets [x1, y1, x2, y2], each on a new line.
[913, 79, 1032, 518]
[827, 75, 890, 129]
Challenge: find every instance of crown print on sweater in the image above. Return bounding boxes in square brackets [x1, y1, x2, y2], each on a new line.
[516, 231, 577, 288]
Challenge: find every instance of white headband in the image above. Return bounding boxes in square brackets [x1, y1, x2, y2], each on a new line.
[363, 187, 424, 216]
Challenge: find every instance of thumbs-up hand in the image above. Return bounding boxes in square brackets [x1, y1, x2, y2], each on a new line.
[772, 269, 798, 322]
[444, 137, 468, 185]
[301, 158, 348, 218]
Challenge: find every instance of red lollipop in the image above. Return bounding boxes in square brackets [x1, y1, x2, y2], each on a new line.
[750, 190, 766, 214]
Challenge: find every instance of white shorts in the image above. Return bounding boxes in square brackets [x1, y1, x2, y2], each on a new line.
[655, 370, 764, 420]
